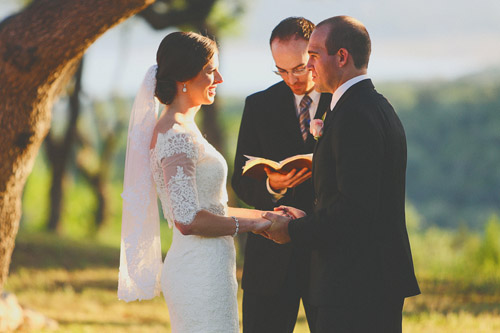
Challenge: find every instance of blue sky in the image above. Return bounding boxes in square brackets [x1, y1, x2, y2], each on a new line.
[2, 0, 500, 98]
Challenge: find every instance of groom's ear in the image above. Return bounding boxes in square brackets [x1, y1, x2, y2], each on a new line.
[338, 48, 348, 66]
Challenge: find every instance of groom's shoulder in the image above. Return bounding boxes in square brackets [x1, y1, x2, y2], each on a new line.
[246, 81, 290, 103]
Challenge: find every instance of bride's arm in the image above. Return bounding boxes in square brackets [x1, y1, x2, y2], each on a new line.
[227, 207, 263, 219]
[156, 131, 270, 237]
[176, 210, 269, 237]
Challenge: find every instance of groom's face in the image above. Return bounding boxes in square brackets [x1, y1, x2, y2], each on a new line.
[307, 25, 339, 93]
[271, 37, 315, 95]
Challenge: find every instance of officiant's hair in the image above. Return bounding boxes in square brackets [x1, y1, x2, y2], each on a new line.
[155, 32, 218, 105]
[317, 16, 371, 69]
[270, 17, 315, 45]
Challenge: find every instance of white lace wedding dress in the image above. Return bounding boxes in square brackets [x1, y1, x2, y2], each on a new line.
[149, 123, 239, 333]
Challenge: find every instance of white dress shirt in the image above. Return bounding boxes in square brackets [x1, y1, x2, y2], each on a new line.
[329, 74, 370, 111]
[294, 89, 322, 119]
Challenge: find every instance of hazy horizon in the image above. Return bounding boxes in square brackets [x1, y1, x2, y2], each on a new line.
[2, 0, 500, 98]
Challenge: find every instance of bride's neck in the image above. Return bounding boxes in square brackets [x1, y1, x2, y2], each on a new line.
[162, 99, 200, 125]
[174, 108, 199, 124]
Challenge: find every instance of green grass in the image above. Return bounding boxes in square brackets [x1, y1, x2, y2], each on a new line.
[6, 231, 500, 332]
[16, 167, 500, 332]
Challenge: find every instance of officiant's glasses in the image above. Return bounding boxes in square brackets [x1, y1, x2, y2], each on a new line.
[273, 65, 309, 77]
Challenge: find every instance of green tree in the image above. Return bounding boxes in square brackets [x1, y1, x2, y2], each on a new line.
[476, 215, 500, 269]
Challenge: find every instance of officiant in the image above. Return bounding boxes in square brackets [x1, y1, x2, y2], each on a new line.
[231, 17, 332, 333]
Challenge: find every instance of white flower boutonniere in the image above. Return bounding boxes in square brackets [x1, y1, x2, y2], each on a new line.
[310, 119, 324, 141]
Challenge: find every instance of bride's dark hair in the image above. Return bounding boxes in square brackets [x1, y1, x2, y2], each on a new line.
[155, 32, 218, 105]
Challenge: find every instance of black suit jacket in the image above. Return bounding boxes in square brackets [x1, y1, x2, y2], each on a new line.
[232, 81, 332, 294]
[289, 79, 420, 306]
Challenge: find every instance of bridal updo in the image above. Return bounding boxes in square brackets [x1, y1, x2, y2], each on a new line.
[155, 32, 218, 105]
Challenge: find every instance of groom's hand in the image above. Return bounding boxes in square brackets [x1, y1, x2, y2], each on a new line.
[261, 212, 292, 244]
[265, 167, 312, 191]
[274, 206, 306, 219]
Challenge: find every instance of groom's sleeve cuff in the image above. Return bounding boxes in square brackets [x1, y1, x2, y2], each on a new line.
[288, 216, 311, 248]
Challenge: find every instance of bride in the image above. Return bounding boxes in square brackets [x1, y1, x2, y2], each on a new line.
[118, 32, 271, 332]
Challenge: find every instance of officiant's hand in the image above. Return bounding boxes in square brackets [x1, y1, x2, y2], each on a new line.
[260, 212, 292, 244]
[264, 167, 312, 191]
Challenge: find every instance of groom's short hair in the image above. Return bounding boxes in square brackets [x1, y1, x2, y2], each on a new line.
[270, 17, 315, 45]
[318, 16, 371, 69]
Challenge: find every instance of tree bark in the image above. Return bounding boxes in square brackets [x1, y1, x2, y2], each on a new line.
[0, 0, 154, 292]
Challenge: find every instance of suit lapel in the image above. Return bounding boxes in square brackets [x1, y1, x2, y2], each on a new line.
[315, 93, 331, 120]
[274, 86, 336, 151]
[276, 85, 304, 146]
[323, 79, 373, 132]
[300, 92, 330, 148]
[311, 93, 331, 155]
[313, 80, 373, 171]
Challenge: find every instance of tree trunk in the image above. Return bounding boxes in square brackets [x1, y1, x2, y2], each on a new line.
[45, 59, 84, 232]
[45, 151, 65, 232]
[94, 179, 107, 230]
[201, 101, 224, 153]
[0, 0, 154, 292]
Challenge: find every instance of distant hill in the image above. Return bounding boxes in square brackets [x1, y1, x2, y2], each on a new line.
[378, 68, 500, 229]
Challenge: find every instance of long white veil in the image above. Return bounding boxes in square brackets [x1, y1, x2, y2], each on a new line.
[118, 65, 162, 302]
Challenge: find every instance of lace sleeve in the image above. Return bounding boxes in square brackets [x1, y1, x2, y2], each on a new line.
[155, 130, 201, 225]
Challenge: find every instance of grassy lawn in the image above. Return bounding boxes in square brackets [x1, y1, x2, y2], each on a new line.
[6, 232, 500, 332]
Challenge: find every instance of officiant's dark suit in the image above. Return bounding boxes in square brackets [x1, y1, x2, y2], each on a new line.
[232, 17, 332, 333]
[232, 80, 331, 332]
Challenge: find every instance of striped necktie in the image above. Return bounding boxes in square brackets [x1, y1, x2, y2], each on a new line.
[299, 94, 312, 141]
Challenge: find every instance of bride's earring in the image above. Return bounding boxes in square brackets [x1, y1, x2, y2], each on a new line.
[182, 83, 187, 93]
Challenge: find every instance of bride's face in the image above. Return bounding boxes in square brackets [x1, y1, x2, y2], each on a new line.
[185, 53, 223, 105]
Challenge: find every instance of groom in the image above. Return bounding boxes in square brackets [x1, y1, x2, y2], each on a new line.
[262, 16, 420, 332]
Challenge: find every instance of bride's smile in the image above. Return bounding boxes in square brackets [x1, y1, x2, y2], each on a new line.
[185, 53, 223, 105]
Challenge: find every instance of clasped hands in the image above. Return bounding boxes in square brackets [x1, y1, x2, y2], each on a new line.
[256, 206, 306, 244]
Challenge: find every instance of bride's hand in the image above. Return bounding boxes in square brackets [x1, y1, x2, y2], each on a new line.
[251, 218, 272, 235]
[274, 205, 306, 219]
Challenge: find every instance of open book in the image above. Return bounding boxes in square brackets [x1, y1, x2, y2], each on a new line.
[241, 153, 313, 181]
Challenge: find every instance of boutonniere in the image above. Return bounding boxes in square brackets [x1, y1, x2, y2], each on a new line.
[310, 119, 324, 141]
